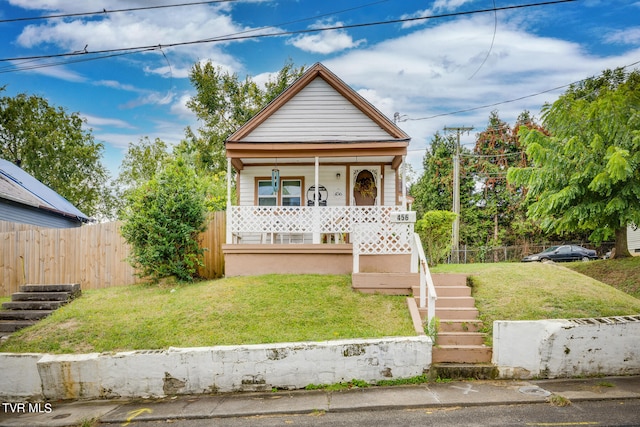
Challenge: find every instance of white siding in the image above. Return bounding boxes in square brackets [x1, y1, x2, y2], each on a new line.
[239, 165, 348, 207]
[241, 78, 393, 142]
[384, 165, 397, 206]
[628, 225, 640, 254]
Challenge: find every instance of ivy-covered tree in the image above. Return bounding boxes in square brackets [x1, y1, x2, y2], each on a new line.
[473, 111, 537, 246]
[0, 91, 112, 217]
[508, 68, 640, 258]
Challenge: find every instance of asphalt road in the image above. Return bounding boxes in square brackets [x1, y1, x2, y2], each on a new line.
[99, 399, 640, 426]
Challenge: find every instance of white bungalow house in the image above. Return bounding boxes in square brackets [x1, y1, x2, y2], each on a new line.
[222, 63, 420, 294]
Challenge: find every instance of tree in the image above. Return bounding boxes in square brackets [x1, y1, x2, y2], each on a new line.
[0, 92, 112, 217]
[182, 60, 305, 173]
[410, 132, 486, 247]
[472, 111, 536, 247]
[508, 68, 640, 258]
[120, 157, 208, 282]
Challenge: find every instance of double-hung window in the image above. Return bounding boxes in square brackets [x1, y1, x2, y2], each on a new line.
[256, 178, 303, 206]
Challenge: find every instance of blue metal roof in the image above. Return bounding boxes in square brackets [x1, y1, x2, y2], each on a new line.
[0, 158, 90, 222]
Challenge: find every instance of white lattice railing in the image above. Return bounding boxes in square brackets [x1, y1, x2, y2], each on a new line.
[229, 205, 413, 249]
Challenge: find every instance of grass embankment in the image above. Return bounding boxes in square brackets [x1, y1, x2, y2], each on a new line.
[565, 256, 640, 299]
[432, 262, 640, 338]
[0, 274, 414, 354]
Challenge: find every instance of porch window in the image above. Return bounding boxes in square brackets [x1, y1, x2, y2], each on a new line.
[282, 180, 301, 206]
[257, 181, 277, 206]
[256, 178, 303, 206]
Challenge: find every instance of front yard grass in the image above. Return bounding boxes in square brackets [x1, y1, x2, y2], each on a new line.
[0, 274, 414, 354]
[432, 262, 640, 340]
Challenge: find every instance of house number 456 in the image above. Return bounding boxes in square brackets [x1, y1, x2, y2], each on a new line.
[390, 212, 416, 223]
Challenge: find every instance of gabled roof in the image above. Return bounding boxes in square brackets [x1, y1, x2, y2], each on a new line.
[0, 158, 91, 223]
[227, 63, 410, 142]
[226, 63, 410, 168]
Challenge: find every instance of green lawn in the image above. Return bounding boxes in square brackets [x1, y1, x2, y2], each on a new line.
[432, 262, 640, 340]
[2, 261, 640, 354]
[565, 256, 640, 299]
[0, 275, 414, 354]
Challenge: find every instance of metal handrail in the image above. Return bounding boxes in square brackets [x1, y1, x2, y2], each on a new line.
[412, 233, 437, 325]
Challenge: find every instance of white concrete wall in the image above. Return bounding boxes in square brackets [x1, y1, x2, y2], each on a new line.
[1, 337, 432, 401]
[0, 353, 43, 401]
[493, 317, 640, 379]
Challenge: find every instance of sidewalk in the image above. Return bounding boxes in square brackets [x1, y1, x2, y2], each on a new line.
[1, 376, 639, 426]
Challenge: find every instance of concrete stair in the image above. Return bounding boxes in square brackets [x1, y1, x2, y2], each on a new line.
[0, 284, 80, 336]
[413, 273, 492, 365]
[352, 272, 419, 295]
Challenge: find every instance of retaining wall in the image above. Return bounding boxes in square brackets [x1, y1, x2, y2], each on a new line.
[0, 336, 432, 401]
[493, 316, 640, 379]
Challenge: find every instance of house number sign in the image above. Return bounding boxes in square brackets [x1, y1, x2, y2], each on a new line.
[390, 211, 416, 223]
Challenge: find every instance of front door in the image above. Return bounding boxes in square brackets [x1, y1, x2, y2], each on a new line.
[352, 167, 380, 206]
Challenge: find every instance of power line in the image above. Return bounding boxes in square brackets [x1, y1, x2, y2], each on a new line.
[0, 1, 239, 24]
[0, 0, 576, 66]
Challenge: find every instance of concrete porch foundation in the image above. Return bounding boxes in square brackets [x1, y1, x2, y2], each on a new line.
[222, 244, 353, 276]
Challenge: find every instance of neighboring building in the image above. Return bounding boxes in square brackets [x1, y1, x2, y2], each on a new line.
[0, 158, 91, 228]
[222, 63, 416, 293]
[628, 224, 640, 255]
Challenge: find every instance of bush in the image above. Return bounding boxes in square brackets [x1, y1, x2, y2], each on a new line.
[416, 210, 457, 266]
[120, 157, 208, 282]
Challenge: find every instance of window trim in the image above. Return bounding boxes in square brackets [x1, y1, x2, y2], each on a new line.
[254, 176, 305, 206]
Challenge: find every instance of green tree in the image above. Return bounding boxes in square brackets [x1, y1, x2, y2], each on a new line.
[508, 68, 640, 258]
[411, 132, 485, 247]
[473, 111, 536, 247]
[0, 91, 112, 217]
[415, 210, 457, 266]
[120, 157, 208, 282]
[182, 60, 305, 173]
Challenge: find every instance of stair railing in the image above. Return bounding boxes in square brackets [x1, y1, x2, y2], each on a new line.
[411, 233, 437, 325]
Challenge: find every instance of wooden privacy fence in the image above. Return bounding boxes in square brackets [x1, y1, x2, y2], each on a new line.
[0, 212, 226, 297]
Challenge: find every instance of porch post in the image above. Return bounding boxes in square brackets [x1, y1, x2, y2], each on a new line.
[313, 156, 321, 244]
[226, 158, 232, 244]
[401, 155, 407, 210]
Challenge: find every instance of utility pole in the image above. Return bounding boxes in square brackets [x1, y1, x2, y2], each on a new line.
[444, 126, 473, 263]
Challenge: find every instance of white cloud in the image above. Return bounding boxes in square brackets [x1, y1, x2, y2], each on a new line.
[604, 27, 640, 45]
[82, 114, 135, 129]
[288, 20, 365, 54]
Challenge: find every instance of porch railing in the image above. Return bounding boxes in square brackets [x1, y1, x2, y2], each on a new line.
[228, 205, 405, 244]
[412, 232, 437, 326]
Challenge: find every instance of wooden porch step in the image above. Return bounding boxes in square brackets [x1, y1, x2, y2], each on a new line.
[352, 272, 418, 296]
[412, 285, 471, 297]
[436, 332, 486, 346]
[419, 307, 479, 320]
[431, 273, 468, 287]
[432, 345, 493, 364]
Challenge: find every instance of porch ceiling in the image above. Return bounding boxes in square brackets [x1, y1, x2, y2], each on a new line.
[226, 140, 408, 170]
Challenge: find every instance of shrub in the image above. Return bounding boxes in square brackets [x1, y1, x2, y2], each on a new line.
[416, 210, 457, 266]
[120, 157, 208, 282]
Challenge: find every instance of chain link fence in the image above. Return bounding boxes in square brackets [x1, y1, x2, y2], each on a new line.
[449, 241, 614, 264]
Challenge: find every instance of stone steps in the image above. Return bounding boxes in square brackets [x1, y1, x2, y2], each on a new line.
[0, 283, 80, 336]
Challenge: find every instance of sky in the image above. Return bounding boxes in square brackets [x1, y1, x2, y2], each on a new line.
[1, 0, 639, 179]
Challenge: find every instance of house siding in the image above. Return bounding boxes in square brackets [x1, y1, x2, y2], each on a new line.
[628, 225, 640, 254]
[240, 78, 393, 142]
[0, 199, 81, 228]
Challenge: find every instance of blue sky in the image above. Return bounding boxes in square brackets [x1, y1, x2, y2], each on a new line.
[1, 0, 639, 178]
